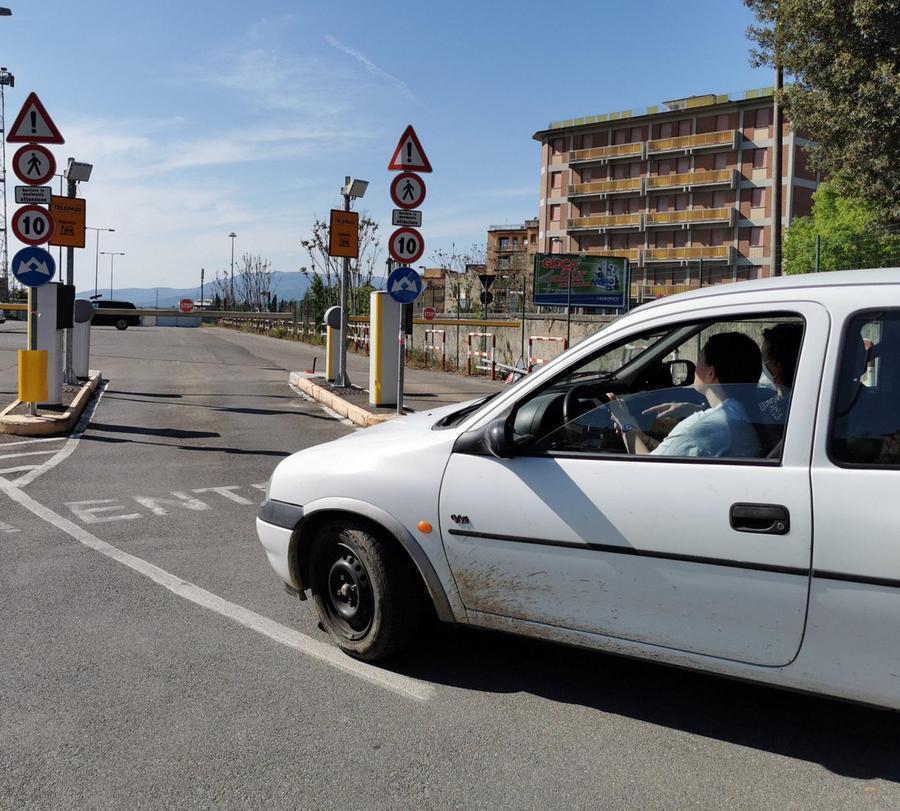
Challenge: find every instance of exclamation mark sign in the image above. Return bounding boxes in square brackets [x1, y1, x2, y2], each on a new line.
[30, 111, 37, 134]
[406, 141, 412, 163]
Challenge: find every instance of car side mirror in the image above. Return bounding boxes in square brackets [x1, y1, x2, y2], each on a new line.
[484, 417, 515, 459]
[665, 359, 695, 386]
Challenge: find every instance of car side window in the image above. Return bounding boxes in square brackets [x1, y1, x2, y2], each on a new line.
[520, 314, 804, 463]
[830, 310, 900, 467]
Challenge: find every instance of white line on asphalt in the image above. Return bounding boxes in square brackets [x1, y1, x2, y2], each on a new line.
[0, 450, 58, 460]
[0, 481, 434, 703]
[0, 521, 20, 533]
[0, 436, 66, 447]
[11, 383, 107, 488]
[0, 465, 39, 475]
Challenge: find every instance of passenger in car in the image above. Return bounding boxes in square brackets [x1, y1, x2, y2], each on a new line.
[758, 322, 803, 424]
[609, 332, 762, 458]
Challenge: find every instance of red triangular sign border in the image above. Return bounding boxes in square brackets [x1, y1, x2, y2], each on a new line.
[7, 92, 65, 144]
[388, 125, 432, 172]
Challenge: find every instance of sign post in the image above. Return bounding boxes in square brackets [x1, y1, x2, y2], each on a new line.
[12, 246, 56, 413]
[328, 193, 361, 388]
[387, 265, 424, 415]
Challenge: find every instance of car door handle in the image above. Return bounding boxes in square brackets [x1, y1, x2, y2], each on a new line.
[730, 503, 790, 535]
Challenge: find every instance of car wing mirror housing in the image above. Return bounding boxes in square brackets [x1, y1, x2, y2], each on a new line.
[484, 417, 515, 459]
[665, 359, 695, 386]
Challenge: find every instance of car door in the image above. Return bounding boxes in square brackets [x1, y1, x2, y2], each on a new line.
[439, 302, 827, 667]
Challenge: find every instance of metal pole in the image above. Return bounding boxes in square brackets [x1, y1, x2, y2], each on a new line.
[336, 177, 351, 388]
[27, 287, 37, 415]
[396, 316, 405, 416]
[698, 258, 704, 289]
[772, 29, 784, 277]
[521, 273, 526, 366]
[94, 231, 100, 298]
[566, 266, 573, 346]
[109, 253, 114, 298]
[230, 235, 235, 309]
[814, 234, 821, 272]
[64, 175, 77, 383]
[200, 267, 205, 308]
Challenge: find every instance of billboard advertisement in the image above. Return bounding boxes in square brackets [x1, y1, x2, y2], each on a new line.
[533, 253, 630, 309]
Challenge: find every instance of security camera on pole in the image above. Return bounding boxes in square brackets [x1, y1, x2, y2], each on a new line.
[387, 125, 431, 414]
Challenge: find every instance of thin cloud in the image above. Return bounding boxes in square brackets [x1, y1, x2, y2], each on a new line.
[324, 34, 420, 104]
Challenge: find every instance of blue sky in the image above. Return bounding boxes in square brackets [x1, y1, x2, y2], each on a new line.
[3, 0, 769, 292]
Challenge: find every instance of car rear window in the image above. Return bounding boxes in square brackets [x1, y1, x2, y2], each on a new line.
[830, 310, 900, 468]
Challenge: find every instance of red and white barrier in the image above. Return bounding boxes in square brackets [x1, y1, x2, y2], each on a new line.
[424, 329, 446, 370]
[527, 335, 568, 372]
[467, 332, 496, 379]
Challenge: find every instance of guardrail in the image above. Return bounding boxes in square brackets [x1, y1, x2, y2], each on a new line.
[0, 302, 29, 312]
[647, 130, 737, 154]
[645, 169, 735, 191]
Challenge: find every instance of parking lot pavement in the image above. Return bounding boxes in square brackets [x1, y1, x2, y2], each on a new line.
[3, 323, 900, 808]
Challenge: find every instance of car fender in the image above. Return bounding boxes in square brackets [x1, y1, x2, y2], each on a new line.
[296, 496, 462, 623]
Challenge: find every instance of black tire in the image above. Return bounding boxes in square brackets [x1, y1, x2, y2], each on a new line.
[310, 520, 424, 661]
[115, 318, 128, 331]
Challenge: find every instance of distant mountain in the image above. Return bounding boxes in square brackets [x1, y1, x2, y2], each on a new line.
[77, 270, 312, 308]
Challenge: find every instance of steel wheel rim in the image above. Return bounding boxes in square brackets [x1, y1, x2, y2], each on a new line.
[324, 542, 373, 639]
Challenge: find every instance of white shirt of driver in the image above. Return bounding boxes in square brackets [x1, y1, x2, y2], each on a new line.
[652, 399, 759, 458]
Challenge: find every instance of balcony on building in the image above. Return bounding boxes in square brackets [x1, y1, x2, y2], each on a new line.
[566, 213, 642, 231]
[568, 142, 644, 164]
[646, 129, 739, 156]
[643, 245, 734, 263]
[644, 207, 735, 228]
[567, 177, 643, 197]
[645, 169, 736, 192]
[585, 247, 642, 264]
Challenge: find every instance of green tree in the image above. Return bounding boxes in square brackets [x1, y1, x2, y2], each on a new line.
[784, 181, 900, 273]
[744, 0, 900, 216]
[302, 273, 330, 326]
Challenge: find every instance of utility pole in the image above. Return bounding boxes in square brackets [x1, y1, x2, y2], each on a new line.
[336, 177, 352, 388]
[772, 11, 784, 277]
[228, 232, 237, 309]
[64, 168, 76, 383]
[200, 267, 204, 308]
[0, 66, 14, 301]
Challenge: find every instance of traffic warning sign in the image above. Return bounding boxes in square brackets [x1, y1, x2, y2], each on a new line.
[387, 125, 432, 172]
[6, 92, 65, 144]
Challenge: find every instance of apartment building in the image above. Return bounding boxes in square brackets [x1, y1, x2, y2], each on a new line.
[533, 88, 818, 294]
[486, 218, 539, 309]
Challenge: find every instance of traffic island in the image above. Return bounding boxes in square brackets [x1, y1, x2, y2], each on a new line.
[0, 371, 102, 437]
[289, 372, 398, 428]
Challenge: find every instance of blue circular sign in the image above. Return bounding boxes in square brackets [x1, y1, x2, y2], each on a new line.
[12, 246, 56, 288]
[387, 266, 423, 304]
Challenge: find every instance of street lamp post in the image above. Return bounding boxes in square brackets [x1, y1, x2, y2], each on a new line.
[100, 251, 124, 298]
[86, 226, 115, 298]
[335, 176, 368, 388]
[228, 232, 237, 309]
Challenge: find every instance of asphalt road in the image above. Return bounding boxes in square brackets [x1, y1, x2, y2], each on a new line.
[2, 322, 899, 809]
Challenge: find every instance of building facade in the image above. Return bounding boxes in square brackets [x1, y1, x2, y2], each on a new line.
[486, 218, 539, 310]
[533, 88, 818, 297]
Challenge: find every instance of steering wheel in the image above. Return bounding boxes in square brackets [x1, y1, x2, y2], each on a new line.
[562, 383, 609, 424]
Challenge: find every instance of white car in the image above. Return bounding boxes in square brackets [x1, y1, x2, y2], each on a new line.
[258, 268, 900, 710]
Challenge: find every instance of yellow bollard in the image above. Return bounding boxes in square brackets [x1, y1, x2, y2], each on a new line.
[18, 349, 48, 404]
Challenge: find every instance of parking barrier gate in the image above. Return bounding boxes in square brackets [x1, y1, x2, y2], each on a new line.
[424, 329, 446, 370]
[528, 335, 568, 372]
[467, 332, 496, 378]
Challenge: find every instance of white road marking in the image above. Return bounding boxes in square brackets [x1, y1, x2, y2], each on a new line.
[0, 465, 39, 475]
[0, 521, 20, 533]
[1, 482, 433, 703]
[0, 436, 66, 447]
[0, 449, 58, 460]
[9, 383, 107, 488]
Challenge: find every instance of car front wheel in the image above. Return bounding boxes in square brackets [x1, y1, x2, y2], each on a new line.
[115, 318, 128, 330]
[310, 521, 424, 661]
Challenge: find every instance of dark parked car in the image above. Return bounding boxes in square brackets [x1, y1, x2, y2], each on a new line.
[91, 300, 140, 330]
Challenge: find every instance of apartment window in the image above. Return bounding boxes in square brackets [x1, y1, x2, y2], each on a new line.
[712, 190, 731, 208]
[582, 167, 593, 183]
[628, 197, 642, 214]
[659, 122, 674, 139]
[677, 120, 692, 136]
[512, 238, 519, 247]
[582, 134, 593, 149]
[676, 157, 690, 174]
[675, 194, 689, 211]
[630, 127, 642, 143]
[614, 128, 628, 145]
[551, 239, 562, 254]
[550, 204, 561, 223]
[755, 107, 772, 128]
[752, 148, 768, 169]
[551, 137, 564, 155]
[657, 196, 670, 212]
[658, 159, 673, 175]
[551, 171, 562, 190]
[749, 227, 764, 247]
[715, 113, 731, 131]
[498, 237, 509, 250]
[613, 163, 627, 180]
[629, 162, 641, 178]
[711, 228, 730, 246]
[499, 256, 510, 269]
[713, 151, 729, 170]
[751, 188, 765, 209]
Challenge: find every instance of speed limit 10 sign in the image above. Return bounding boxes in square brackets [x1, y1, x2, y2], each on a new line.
[389, 227, 424, 264]
[12, 205, 55, 246]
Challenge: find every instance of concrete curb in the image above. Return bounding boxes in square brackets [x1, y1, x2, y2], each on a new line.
[288, 372, 396, 428]
[0, 371, 102, 436]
